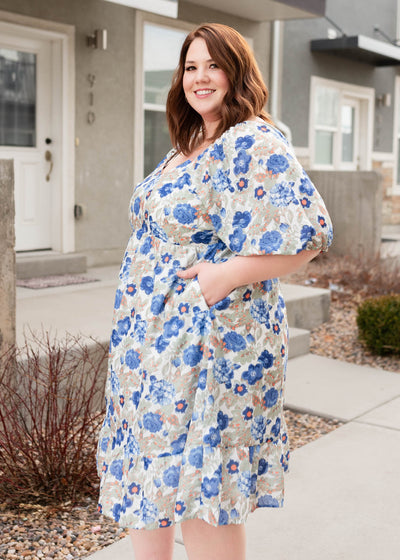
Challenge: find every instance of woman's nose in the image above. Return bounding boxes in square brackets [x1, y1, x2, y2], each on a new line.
[195, 66, 210, 82]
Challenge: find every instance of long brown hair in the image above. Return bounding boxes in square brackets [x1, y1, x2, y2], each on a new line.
[166, 23, 273, 155]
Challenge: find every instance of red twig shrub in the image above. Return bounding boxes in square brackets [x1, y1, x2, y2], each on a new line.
[0, 332, 107, 507]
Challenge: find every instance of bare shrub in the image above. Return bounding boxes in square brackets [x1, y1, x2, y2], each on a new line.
[0, 332, 107, 508]
[288, 252, 400, 299]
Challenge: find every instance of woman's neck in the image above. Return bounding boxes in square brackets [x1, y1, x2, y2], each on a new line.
[202, 117, 221, 140]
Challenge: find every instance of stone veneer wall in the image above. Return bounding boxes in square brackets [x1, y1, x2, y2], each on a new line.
[372, 160, 400, 225]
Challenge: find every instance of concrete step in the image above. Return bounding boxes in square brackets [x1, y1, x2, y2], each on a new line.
[288, 327, 310, 359]
[281, 283, 330, 331]
[16, 251, 87, 279]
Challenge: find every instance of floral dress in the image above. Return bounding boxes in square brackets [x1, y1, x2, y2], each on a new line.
[96, 119, 333, 530]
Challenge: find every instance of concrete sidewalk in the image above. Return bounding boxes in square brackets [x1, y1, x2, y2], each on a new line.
[85, 355, 400, 560]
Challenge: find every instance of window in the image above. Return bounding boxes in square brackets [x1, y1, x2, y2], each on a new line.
[0, 48, 36, 147]
[142, 22, 187, 177]
[314, 85, 338, 165]
[310, 77, 373, 171]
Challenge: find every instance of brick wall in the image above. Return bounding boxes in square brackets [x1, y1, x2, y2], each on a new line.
[372, 160, 400, 224]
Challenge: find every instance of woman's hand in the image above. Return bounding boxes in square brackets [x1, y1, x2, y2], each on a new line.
[177, 262, 234, 307]
[177, 250, 320, 307]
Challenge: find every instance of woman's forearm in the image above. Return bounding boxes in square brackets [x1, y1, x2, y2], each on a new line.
[177, 249, 320, 307]
[223, 249, 320, 291]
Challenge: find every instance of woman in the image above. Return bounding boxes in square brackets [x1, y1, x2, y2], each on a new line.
[97, 23, 332, 560]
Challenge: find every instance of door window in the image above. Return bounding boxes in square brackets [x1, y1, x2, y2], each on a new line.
[0, 48, 36, 147]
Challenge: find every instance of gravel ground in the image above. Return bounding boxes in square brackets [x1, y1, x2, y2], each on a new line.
[286, 252, 400, 374]
[310, 297, 400, 373]
[0, 410, 343, 560]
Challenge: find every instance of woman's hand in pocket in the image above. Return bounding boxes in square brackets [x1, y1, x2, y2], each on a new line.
[177, 262, 235, 307]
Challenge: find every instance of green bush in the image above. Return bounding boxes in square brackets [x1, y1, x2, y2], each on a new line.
[357, 295, 400, 356]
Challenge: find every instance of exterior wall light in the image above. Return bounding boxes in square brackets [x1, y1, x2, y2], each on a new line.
[376, 93, 392, 108]
[87, 29, 108, 50]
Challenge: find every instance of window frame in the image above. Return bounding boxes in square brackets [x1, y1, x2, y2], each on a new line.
[134, 11, 192, 185]
[309, 76, 374, 171]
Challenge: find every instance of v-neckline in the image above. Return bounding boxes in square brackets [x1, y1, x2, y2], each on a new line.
[159, 144, 212, 178]
[157, 118, 266, 179]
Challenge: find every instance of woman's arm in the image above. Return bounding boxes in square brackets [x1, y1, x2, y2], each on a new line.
[177, 249, 320, 307]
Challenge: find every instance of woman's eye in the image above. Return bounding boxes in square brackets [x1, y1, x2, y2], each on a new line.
[210, 63, 218, 69]
[185, 65, 195, 71]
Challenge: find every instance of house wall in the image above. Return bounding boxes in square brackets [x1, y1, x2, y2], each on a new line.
[0, 0, 272, 266]
[282, 0, 400, 224]
[282, 0, 397, 151]
[0, 0, 136, 265]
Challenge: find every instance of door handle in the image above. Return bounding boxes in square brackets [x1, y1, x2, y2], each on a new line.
[45, 150, 53, 181]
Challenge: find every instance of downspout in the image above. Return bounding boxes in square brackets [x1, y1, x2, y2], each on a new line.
[269, 20, 292, 144]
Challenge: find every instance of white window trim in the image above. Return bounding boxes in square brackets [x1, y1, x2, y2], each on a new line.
[133, 11, 193, 185]
[309, 76, 374, 172]
[392, 75, 400, 195]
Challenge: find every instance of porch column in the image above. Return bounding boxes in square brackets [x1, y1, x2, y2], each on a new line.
[0, 159, 16, 350]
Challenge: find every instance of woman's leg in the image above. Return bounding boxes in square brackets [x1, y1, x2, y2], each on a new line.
[181, 519, 246, 560]
[129, 525, 176, 560]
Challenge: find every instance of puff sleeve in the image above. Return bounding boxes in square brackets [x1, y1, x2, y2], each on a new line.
[203, 123, 333, 257]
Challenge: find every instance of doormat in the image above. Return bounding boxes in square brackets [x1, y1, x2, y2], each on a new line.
[17, 274, 100, 289]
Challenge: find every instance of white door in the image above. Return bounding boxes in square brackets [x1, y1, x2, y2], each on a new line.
[0, 30, 56, 251]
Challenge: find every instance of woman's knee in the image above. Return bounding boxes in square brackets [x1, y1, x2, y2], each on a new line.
[129, 525, 175, 560]
[181, 519, 246, 560]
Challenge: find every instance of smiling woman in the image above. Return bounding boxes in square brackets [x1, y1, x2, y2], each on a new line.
[96, 22, 332, 560]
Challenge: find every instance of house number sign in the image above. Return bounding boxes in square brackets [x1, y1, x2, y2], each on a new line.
[87, 73, 96, 125]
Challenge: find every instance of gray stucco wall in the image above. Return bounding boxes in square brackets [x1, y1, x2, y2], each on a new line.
[0, 0, 272, 266]
[0, 0, 136, 265]
[282, 0, 398, 151]
[0, 160, 16, 350]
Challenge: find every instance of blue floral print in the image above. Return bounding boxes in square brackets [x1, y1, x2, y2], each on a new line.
[266, 154, 289, 174]
[97, 120, 332, 530]
[269, 182, 297, 207]
[233, 149, 251, 175]
[173, 204, 198, 224]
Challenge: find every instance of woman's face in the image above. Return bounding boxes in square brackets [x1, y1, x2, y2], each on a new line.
[182, 37, 229, 129]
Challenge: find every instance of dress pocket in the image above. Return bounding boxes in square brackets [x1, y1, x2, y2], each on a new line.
[191, 276, 211, 311]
